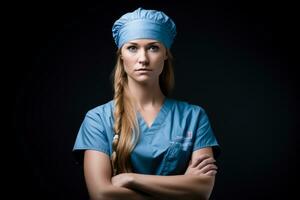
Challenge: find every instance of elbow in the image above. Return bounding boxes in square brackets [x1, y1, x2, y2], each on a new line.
[199, 193, 212, 200]
[194, 175, 215, 200]
[88, 188, 114, 200]
[89, 193, 112, 200]
[193, 190, 213, 200]
[191, 191, 212, 200]
[186, 193, 211, 200]
[89, 193, 106, 200]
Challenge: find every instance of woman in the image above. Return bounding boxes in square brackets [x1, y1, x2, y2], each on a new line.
[73, 7, 221, 200]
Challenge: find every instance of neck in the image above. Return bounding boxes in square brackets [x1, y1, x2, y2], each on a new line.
[127, 78, 165, 110]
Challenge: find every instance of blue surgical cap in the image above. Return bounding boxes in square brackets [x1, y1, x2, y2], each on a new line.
[112, 7, 176, 49]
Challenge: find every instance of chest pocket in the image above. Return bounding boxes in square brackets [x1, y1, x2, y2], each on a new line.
[160, 135, 193, 175]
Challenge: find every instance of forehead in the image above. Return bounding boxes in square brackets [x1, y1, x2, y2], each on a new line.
[124, 39, 162, 46]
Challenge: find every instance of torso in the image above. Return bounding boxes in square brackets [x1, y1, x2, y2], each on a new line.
[75, 98, 219, 175]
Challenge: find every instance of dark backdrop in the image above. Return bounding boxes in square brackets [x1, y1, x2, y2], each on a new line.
[14, 1, 298, 199]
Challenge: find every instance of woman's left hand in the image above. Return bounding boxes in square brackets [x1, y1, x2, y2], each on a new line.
[185, 154, 217, 176]
[112, 173, 134, 187]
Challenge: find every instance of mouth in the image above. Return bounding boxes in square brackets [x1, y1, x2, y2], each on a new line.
[135, 68, 152, 71]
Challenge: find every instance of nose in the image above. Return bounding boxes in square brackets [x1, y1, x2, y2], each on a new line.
[138, 49, 149, 65]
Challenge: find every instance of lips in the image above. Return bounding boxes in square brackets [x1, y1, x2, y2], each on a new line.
[135, 68, 151, 71]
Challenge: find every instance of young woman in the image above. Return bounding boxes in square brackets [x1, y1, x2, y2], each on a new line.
[73, 7, 221, 200]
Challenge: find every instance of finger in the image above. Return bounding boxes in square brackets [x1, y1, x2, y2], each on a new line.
[195, 157, 216, 170]
[191, 154, 211, 168]
[204, 169, 217, 176]
[199, 163, 218, 174]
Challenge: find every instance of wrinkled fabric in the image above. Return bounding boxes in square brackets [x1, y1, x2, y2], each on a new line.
[112, 7, 176, 48]
[73, 98, 220, 175]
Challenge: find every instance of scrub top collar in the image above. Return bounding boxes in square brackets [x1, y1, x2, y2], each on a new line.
[137, 97, 172, 133]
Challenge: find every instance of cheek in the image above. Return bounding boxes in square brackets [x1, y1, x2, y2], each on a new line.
[123, 62, 131, 75]
[122, 55, 136, 68]
[155, 58, 165, 72]
[158, 64, 164, 75]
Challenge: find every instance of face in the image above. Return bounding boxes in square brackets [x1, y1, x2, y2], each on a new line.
[120, 39, 168, 84]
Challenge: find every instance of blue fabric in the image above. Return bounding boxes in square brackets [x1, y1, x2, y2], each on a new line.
[112, 7, 176, 48]
[73, 98, 220, 175]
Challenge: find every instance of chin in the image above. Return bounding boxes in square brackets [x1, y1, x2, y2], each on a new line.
[128, 74, 157, 85]
[134, 77, 153, 84]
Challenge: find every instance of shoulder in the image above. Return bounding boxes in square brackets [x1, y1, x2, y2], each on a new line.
[168, 98, 206, 115]
[85, 100, 114, 120]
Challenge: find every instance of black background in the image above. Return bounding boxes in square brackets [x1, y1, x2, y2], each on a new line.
[14, 1, 298, 199]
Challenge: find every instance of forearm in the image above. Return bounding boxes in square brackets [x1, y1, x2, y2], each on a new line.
[127, 174, 215, 200]
[91, 185, 156, 200]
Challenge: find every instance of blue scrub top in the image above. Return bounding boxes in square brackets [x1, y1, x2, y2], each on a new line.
[73, 98, 220, 175]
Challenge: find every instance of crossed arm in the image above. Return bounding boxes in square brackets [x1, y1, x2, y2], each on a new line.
[83, 147, 217, 200]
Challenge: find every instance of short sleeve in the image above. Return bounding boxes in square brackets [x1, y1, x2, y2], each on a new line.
[72, 111, 110, 164]
[193, 108, 221, 159]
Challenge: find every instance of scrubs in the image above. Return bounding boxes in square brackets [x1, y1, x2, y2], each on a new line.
[73, 98, 220, 175]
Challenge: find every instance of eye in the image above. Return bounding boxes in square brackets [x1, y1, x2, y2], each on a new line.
[148, 45, 159, 52]
[127, 45, 137, 52]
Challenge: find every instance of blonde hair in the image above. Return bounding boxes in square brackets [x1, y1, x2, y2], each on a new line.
[111, 49, 174, 175]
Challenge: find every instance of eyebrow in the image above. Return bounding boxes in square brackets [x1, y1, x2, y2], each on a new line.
[126, 42, 160, 45]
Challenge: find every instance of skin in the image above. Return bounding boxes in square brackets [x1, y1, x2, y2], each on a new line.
[111, 148, 217, 200]
[121, 39, 167, 86]
[84, 39, 218, 200]
[120, 39, 167, 116]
